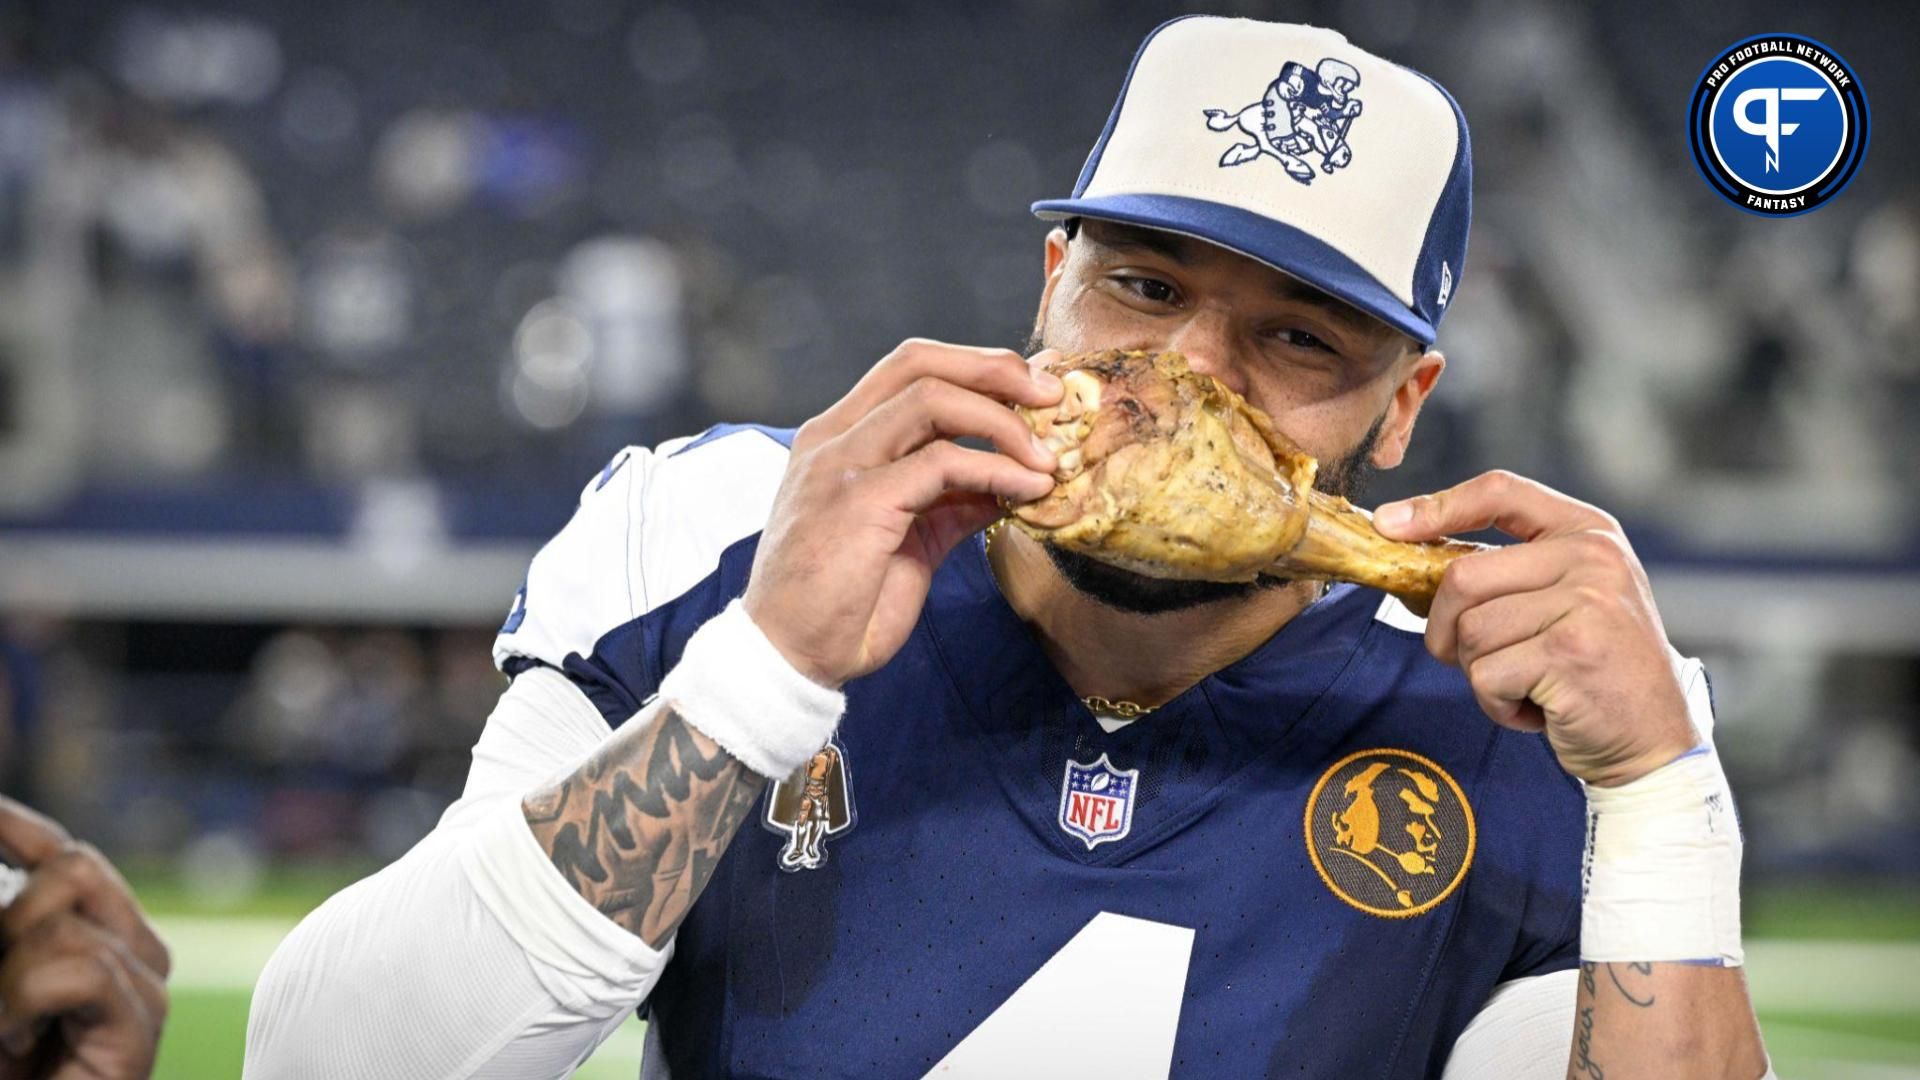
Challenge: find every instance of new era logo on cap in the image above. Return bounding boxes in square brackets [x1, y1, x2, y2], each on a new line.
[1034, 17, 1471, 346]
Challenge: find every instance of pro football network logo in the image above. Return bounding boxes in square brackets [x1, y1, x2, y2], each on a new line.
[1688, 34, 1869, 217]
[762, 740, 855, 872]
[1305, 748, 1475, 918]
[1058, 754, 1138, 850]
[1204, 57, 1363, 185]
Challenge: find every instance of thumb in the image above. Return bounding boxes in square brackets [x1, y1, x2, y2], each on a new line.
[1371, 470, 1608, 543]
[1370, 492, 1451, 543]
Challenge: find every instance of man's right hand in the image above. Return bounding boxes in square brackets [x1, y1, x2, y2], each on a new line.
[744, 339, 1064, 688]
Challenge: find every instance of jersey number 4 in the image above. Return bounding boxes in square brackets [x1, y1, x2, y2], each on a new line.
[924, 912, 1194, 1078]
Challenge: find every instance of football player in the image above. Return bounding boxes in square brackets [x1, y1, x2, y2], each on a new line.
[247, 17, 1771, 1079]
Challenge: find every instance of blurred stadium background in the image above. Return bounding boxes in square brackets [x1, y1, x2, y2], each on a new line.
[0, 0, 1913, 1076]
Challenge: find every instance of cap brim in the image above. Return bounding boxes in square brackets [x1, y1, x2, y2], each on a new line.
[1032, 193, 1436, 348]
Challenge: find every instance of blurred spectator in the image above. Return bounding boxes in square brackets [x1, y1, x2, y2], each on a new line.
[36, 78, 293, 479]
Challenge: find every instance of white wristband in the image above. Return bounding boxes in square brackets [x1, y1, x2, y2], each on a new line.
[655, 597, 847, 779]
[1581, 747, 1744, 966]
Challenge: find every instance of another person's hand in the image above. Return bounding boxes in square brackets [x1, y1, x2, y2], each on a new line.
[0, 797, 169, 1080]
[745, 339, 1063, 687]
[1373, 470, 1696, 787]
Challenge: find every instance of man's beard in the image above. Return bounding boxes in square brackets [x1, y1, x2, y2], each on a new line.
[1017, 333, 1382, 616]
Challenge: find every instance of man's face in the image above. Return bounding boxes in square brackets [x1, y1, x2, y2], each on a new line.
[1023, 218, 1445, 615]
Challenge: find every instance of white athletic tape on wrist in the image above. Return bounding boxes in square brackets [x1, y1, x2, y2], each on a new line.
[655, 597, 847, 779]
[1581, 747, 1744, 966]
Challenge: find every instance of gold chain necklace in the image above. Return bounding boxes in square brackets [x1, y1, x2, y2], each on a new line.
[982, 518, 1160, 718]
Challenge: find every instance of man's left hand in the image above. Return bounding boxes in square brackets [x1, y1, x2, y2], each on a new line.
[1373, 470, 1696, 788]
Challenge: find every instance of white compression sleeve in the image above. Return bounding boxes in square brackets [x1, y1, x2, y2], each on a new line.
[244, 668, 670, 1080]
[1441, 970, 1579, 1079]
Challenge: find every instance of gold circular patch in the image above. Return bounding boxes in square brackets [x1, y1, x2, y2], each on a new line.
[1305, 748, 1476, 918]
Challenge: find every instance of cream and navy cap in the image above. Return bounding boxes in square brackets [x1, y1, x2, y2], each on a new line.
[1034, 17, 1472, 347]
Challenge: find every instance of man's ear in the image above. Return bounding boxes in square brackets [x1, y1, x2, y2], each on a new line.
[1033, 226, 1073, 340]
[1043, 225, 1071, 279]
[1371, 348, 1446, 470]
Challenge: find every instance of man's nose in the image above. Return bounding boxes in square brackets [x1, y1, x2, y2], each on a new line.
[1164, 311, 1245, 395]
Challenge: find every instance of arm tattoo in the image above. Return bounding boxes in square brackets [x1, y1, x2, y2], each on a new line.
[1606, 961, 1657, 1008]
[1568, 962, 1659, 1079]
[1571, 1004, 1602, 1080]
[523, 703, 768, 949]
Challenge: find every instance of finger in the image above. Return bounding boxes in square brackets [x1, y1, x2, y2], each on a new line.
[1463, 634, 1551, 732]
[50, 917, 168, 1034]
[0, 800, 71, 872]
[809, 341, 1063, 442]
[860, 441, 1055, 516]
[1425, 542, 1582, 663]
[836, 376, 1057, 473]
[1436, 585, 1577, 672]
[2, 846, 170, 978]
[1425, 545, 1568, 663]
[98, 930, 168, 1037]
[0, 917, 145, 1044]
[914, 494, 1006, 564]
[0, 948, 161, 1070]
[1372, 469, 1615, 544]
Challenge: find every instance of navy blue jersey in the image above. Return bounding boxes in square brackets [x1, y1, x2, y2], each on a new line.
[492, 426, 1674, 1079]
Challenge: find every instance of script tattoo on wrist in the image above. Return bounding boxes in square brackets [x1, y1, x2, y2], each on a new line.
[523, 703, 767, 949]
[1572, 1003, 1602, 1080]
[1569, 961, 1658, 1079]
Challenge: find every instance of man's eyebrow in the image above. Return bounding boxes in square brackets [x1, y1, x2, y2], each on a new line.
[1080, 222, 1195, 263]
[1081, 221, 1404, 346]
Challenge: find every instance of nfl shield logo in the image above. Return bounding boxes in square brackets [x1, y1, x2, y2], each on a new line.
[1058, 754, 1139, 850]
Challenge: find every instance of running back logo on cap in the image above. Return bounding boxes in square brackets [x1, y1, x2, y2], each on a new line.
[1204, 58, 1364, 184]
[1032, 17, 1472, 346]
[1688, 34, 1869, 217]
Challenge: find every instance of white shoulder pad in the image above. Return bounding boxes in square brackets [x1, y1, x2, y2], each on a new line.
[492, 426, 793, 673]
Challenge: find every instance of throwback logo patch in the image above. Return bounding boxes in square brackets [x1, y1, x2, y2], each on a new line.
[1688, 34, 1869, 216]
[1205, 57, 1364, 184]
[1306, 748, 1475, 918]
[762, 739, 855, 872]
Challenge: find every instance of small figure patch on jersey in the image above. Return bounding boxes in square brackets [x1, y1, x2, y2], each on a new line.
[1058, 753, 1138, 850]
[1306, 748, 1475, 918]
[1204, 57, 1364, 184]
[762, 740, 855, 872]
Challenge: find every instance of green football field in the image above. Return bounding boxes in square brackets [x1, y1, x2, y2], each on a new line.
[140, 869, 1920, 1078]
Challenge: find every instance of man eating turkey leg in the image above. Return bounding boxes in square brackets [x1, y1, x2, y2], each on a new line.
[248, 16, 1770, 1079]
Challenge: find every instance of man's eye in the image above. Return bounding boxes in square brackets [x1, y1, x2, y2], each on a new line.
[1276, 328, 1332, 353]
[1120, 277, 1177, 304]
